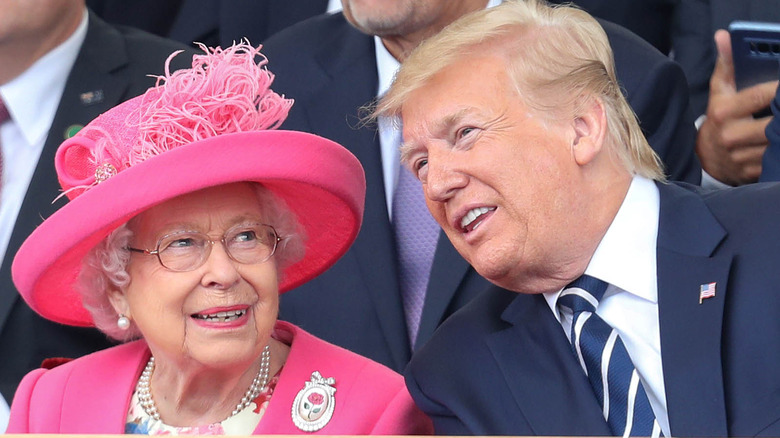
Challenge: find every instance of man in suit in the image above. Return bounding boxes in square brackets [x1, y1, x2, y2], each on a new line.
[375, 1, 780, 436]
[0, 0, 192, 423]
[261, 0, 700, 373]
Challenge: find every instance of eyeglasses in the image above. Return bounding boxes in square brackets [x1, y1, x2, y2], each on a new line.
[127, 223, 281, 272]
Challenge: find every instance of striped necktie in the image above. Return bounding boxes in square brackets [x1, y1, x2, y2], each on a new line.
[558, 275, 661, 438]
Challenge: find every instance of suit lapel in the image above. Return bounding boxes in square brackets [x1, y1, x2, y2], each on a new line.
[486, 292, 611, 435]
[294, 22, 410, 367]
[0, 13, 131, 332]
[655, 182, 729, 436]
[415, 234, 470, 346]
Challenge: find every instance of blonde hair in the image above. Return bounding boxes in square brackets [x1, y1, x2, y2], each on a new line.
[375, 0, 664, 180]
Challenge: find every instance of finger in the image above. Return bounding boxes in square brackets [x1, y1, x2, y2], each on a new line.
[710, 29, 736, 95]
[719, 116, 772, 150]
[743, 164, 763, 183]
[729, 143, 768, 164]
[708, 81, 778, 120]
[731, 80, 779, 116]
[730, 145, 767, 183]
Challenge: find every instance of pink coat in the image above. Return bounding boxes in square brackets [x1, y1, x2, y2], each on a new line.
[8, 321, 432, 434]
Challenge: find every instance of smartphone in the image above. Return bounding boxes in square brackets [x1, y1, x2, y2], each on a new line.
[729, 21, 780, 91]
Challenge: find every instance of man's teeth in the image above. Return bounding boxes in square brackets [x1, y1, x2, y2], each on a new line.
[461, 207, 496, 229]
[194, 309, 246, 322]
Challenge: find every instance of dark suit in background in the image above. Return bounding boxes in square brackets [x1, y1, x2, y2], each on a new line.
[551, 0, 678, 55]
[552, 1, 780, 118]
[261, 11, 700, 373]
[88, 0, 331, 47]
[0, 12, 193, 402]
[405, 181, 780, 436]
[86, 0, 185, 37]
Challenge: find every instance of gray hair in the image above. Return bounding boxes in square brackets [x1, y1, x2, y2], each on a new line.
[374, 0, 664, 180]
[78, 183, 306, 341]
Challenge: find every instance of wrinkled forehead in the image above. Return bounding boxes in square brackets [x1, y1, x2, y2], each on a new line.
[127, 182, 264, 238]
[398, 55, 519, 137]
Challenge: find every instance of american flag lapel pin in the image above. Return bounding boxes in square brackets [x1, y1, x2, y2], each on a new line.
[699, 282, 716, 304]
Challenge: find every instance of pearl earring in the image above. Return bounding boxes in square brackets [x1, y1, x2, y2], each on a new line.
[117, 314, 130, 330]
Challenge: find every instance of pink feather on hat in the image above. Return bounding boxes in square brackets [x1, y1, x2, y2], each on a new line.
[13, 43, 366, 327]
[57, 43, 293, 199]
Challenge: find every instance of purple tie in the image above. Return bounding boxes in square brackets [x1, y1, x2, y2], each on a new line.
[392, 166, 440, 347]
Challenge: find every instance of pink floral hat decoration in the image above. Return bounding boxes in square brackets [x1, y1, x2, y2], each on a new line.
[12, 43, 366, 327]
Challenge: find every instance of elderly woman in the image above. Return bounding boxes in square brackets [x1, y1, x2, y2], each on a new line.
[6, 43, 432, 435]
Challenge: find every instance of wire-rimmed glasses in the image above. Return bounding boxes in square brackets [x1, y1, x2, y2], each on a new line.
[127, 223, 281, 272]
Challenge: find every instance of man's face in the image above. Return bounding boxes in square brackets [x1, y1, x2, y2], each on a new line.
[400, 55, 591, 293]
[341, 0, 484, 38]
[0, 0, 81, 44]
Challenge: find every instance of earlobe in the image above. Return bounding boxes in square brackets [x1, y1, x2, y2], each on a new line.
[107, 289, 131, 319]
[571, 97, 607, 166]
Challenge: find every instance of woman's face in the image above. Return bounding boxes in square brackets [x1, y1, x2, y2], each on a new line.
[111, 182, 279, 370]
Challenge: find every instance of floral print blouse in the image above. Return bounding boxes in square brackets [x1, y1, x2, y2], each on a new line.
[125, 371, 282, 435]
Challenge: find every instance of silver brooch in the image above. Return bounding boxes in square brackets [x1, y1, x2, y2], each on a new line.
[291, 371, 336, 432]
[94, 163, 117, 183]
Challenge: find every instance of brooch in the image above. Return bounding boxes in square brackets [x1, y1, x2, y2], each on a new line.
[291, 371, 336, 432]
[94, 162, 118, 184]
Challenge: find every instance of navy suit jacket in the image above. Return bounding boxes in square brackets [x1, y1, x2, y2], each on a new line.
[550, 0, 677, 55]
[762, 84, 780, 181]
[406, 181, 780, 436]
[166, 0, 330, 47]
[261, 12, 701, 373]
[88, 0, 330, 47]
[0, 13, 193, 402]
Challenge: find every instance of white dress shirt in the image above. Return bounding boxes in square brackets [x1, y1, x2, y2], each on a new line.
[0, 10, 87, 269]
[0, 10, 87, 432]
[543, 175, 670, 437]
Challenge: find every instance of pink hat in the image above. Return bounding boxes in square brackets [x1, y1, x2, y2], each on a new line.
[11, 44, 365, 327]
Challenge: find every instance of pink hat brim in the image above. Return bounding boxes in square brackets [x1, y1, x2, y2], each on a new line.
[12, 131, 365, 327]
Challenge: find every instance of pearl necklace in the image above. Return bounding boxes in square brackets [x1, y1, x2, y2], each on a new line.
[136, 344, 271, 422]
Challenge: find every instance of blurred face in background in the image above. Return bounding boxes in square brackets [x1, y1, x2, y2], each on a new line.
[341, 0, 488, 59]
[0, 0, 85, 83]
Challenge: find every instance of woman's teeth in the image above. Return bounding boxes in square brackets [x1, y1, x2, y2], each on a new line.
[194, 309, 246, 322]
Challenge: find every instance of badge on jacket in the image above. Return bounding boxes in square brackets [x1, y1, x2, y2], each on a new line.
[291, 371, 337, 432]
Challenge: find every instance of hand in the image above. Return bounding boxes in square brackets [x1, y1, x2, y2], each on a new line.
[696, 29, 778, 185]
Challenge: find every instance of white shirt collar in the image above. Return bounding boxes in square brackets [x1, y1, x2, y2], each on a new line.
[374, 35, 400, 98]
[544, 175, 660, 310]
[0, 8, 88, 147]
[587, 175, 660, 302]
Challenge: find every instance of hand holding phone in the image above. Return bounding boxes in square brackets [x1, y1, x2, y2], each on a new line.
[695, 28, 777, 185]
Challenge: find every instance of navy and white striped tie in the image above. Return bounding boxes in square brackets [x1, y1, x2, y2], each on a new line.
[558, 275, 661, 438]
